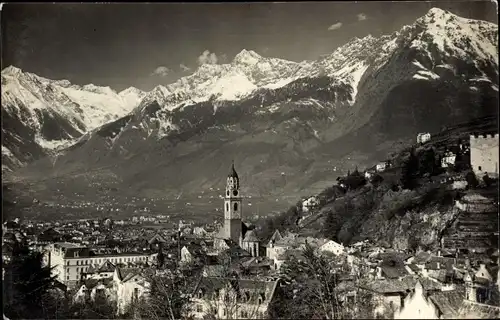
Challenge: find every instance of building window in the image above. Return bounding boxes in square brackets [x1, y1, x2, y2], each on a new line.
[66, 261, 70, 266]
[234, 202, 238, 211]
[226, 203, 229, 212]
[133, 288, 139, 301]
[478, 166, 482, 171]
[241, 310, 248, 318]
[197, 289, 205, 299]
[196, 304, 203, 313]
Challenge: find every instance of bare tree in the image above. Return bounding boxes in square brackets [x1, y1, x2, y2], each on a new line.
[275, 244, 343, 319]
[125, 268, 195, 320]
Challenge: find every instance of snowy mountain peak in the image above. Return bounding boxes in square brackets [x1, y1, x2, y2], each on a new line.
[2, 65, 23, 76]
[119, 86, 145, 97]
[233, 49, 263, 65]
[426, 7, 450, 17]
[82, 84, 116, 95]
[152, 85, 171, 96]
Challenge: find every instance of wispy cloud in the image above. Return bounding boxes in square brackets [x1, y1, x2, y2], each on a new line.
[357, 13, 367, 21]
[150, 66, 170, 77]
[327, 22, 343, 31]
[197, 50, 218, 65]
[179, 63, 191, 72]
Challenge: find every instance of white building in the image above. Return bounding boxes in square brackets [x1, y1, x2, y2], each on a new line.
[470, 134, 499, 178]
[73, 278, 115, 305]
[72, 266, 150, 316]
[376, 162, 387, 172]
[46, 243, 150, 287]
[188, 277, 279, 319]
[417, 133, 431, 144]
[394, 281, 439, 319]
[114, 267, 150, 315]
[302, 196, 318, 213]
[319, 240, 345, 256]
[441, 151, 456, 168]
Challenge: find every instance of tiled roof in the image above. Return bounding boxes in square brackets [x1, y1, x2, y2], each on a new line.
[408, 264, 421, 273]
[203, 265, 228, 277]
[116, 267, 141, 281]
[82, 278, 113, 290]
[97, 260, 116, 273]
[268, 230, 283, 245]
[194, 276, 279, 304]
[243, 230, 259, 242]
[380, 263, 409, 279]
[149, 233, 168, 244]
[429, 290, 465, 318]
[359, 276, 416, 294]
[414, 251, 432, 264]
[419, 277, 444, 291]
[457, 300, 500, 319]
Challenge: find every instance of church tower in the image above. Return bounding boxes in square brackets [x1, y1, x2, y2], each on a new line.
[223, 161, 242, 244]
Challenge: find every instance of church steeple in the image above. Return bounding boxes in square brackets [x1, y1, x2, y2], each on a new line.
[228, 160, 239, 188]
[224, 161, 242, 244]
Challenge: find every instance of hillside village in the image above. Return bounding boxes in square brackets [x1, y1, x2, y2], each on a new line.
[3, 122, 499, 319]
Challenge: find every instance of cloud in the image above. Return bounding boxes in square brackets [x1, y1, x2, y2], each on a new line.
[357, 13, 367, 21]
[179, 63, 191, 72]
[150, 66, 170, 77]
[327, 22, 343, 31]
[197, 50, 218, 65]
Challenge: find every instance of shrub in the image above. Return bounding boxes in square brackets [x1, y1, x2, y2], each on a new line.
[465, 171, 479, 189]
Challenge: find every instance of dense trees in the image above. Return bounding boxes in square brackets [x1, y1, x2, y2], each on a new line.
[270, 244, 341, 319]
[69, 297, 117, 319]
[401, 147, 420, 190]
[337, 167, 367, 191]
[466, 171, 479, 189]
[3, 242, 61, 319]
[125, 268, 194, 320]
[258, 202, 302, 241]
[270, 243, 375, 319]
[418, 147, 439, 177]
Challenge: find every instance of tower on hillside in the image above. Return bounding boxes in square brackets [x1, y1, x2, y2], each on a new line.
[223, 161, 243, 245]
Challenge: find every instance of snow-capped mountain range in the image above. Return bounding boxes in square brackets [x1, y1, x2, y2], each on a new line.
[3, 7, 498, 193]
[1, 66, 147, 170]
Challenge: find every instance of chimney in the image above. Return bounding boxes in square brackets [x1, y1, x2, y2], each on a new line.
[437, 249, 441, 257]
[436, 262, 441, 270]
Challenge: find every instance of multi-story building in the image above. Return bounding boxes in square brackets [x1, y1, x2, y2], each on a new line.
[188, 276, 280, 319]
[470, 134, 499, 178]
[46, 242, 151, 287]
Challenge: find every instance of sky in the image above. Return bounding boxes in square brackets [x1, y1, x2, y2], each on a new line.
[1, 1, 498, 91]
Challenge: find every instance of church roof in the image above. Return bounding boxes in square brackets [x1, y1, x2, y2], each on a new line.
[149, 233, 167, 244]
[243, 230, 259, 242]
[268, 230, 283, 244]
[228, 162, 239, 179]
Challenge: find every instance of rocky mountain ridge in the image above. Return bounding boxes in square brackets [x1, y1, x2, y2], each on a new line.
[1, 66, 146, 171]
[3, 8, 498, 219]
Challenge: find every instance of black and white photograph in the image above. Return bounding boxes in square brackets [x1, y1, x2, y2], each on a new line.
[1, 1, 499, 319]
